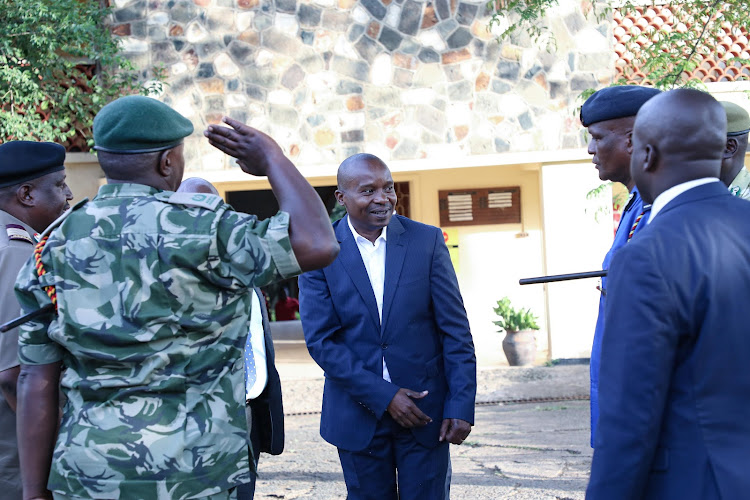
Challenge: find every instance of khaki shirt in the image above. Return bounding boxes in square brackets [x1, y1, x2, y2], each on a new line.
[0, 209, 37, 372]
[0, 209, 35, 500]
[728, 167, 750, 201]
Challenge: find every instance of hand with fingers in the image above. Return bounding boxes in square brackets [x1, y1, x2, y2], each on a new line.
[386, 388, 433, 429]
[204, 116, 339, 272]
[439, 418, 472, 444]
[204, 117, 286, 177]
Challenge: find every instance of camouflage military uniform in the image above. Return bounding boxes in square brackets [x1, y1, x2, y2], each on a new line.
[728, 167, 750, 201]
[15, 183, 301, 499]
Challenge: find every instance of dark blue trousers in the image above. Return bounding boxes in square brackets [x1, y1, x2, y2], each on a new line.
[236, 405, 261, 499]
[337, 414, 450, 500]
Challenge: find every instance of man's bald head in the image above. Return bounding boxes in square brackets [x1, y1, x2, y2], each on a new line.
[630, 89, 725, 204]
[334, 153, 396, 243]
[337, 153, 388, 192]
[177, 177, 220, 196]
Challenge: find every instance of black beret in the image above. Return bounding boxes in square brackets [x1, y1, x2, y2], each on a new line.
[0, 141, 66, 189]
[93, 95, 194, 154]
[581, 86, 662, 127]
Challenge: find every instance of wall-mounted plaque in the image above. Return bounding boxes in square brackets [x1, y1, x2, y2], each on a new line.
[438, 186, 521, 227]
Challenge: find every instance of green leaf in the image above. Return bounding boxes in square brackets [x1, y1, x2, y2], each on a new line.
[493, 296, 540, 333]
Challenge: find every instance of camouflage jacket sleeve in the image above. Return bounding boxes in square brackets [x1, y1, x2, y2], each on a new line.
[210, 209, 301, 289]
[14, 257, 63, 365]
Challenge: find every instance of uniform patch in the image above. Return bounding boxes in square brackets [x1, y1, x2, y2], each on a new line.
[163, 191, 222, 211]
[6, 224, 34, 244]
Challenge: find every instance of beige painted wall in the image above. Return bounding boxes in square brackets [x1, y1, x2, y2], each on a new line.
[541, 162, 613, 359]
[64, 153, 105, 204]
[396, 164, 547, 367]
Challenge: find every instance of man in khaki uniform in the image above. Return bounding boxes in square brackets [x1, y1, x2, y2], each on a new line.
[0, 141, 73, 499]
[719, 101, 750, 200]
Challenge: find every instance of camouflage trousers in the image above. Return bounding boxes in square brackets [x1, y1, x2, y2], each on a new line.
[53, 488, 239, 500]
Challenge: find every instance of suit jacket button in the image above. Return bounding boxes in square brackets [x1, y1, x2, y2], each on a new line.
[381, 343, 388, 349]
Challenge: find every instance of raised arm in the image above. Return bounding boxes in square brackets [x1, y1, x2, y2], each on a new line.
[205, 118, 338, 271]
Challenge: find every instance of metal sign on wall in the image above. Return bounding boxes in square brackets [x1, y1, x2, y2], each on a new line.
[438, 187, 521, 227]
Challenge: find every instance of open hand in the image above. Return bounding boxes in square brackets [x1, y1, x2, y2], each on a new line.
[439, 418, 471, 444]
[204, 117, 284, 177]
[387, 388, 432, 428]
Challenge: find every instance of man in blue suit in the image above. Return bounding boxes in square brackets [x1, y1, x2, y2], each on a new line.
[587, 89, 750, 499]
[580, 85, 661, 446]
[299, 154, 476, 500]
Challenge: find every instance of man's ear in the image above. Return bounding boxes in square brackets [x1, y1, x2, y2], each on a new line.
[334, 189, 345, 206]
[643, 144, 658, 172]
[157, 149, 173, 178]
[625, 130, 634, 154]
[16, 183, 35, 208]
[724, 138, 738, 159]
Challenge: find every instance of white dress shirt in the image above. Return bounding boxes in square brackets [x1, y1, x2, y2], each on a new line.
[648, 178, 720, 224]
[245, 291, 268, 400]
[347, 216, 392, 382]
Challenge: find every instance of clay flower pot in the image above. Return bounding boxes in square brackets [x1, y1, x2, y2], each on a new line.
[494, 296, 540, 366]
[502, 329, 536, 366]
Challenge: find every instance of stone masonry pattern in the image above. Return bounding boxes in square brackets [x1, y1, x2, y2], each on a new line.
[110, 0, 612, 171]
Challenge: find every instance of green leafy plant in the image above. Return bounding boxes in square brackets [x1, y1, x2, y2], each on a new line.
[0, 0, 164, 148]
[487, 0, 563, 49]
[585, 182, 628, 223]
[329, 203, 347, 223]
[493, 297, 540, 333]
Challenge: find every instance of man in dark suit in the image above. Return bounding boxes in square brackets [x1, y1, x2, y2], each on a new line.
[586, 89, 750, 499]
[237, 287, 284, 499]
[178, 179, 285, 500]
[299, 153, 476, 500]
[580, 85, 661, 446]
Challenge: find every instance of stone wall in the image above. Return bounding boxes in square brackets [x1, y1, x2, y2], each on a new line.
[110, 0, 613, 172]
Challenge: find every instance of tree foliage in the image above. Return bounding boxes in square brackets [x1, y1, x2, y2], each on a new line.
[617, 1, 749, 89]
[488, 0, 562, 49]
[0, 0, 161, 147]
[487, 0, 750, 89]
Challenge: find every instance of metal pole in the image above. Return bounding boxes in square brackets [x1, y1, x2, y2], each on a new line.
[0, 304, 55, 333]
[519, 270, 607, 286]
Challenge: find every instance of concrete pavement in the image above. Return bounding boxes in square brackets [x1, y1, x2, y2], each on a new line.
[254, 350, 593, 500]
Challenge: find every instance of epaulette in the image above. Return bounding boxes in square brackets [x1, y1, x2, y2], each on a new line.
[5, 223, 36, 245]
[39, 198, 89, 239]
[157, 191, 223, 211]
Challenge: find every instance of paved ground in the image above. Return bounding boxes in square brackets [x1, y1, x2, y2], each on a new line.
[254, 350, 593, 500]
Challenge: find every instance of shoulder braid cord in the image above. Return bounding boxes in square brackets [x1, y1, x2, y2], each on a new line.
[33, 235, 57, 311]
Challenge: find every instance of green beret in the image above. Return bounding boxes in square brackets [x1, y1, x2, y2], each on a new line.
[93, 95, 194, 154]
[0, 141, 66, 189]
[720, 101, 750, 136]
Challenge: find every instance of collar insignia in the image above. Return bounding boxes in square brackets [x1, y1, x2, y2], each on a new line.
[6, 224, 34, 244]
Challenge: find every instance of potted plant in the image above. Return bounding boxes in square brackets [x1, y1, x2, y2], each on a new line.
[493, 297, 540, 366]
